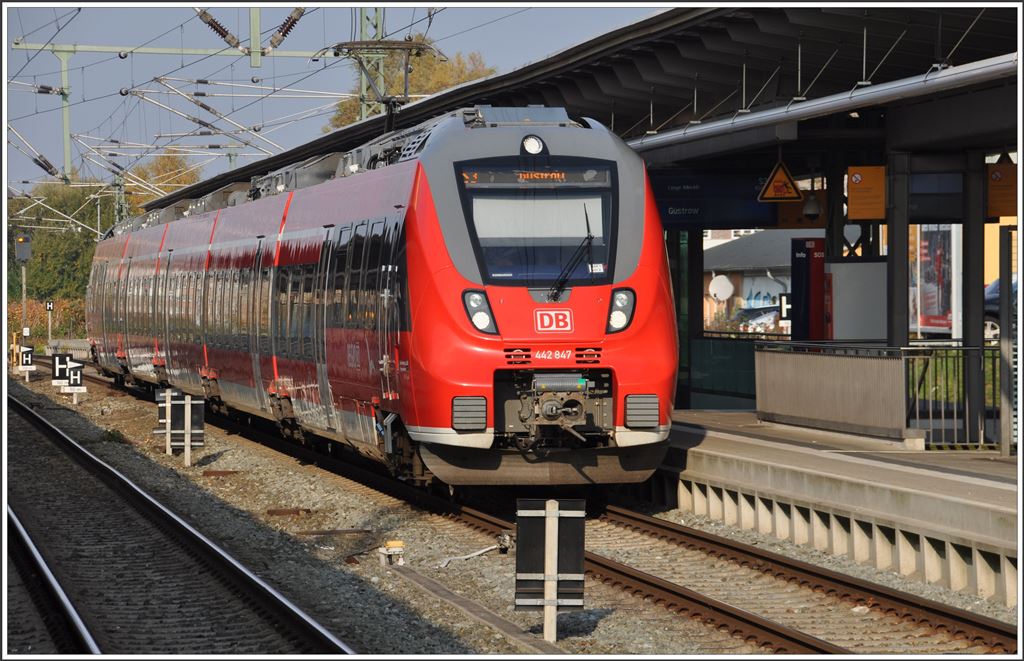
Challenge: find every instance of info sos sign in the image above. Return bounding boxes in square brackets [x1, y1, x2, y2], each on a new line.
[535, 309, 574, 333]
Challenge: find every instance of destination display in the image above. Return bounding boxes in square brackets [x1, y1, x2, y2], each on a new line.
[461, 166, 611, 188]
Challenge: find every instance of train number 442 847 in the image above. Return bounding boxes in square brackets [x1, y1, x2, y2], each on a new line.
[533, 349, 572, 360]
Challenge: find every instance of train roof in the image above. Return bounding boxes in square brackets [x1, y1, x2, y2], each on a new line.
[110, 106, 582, 239]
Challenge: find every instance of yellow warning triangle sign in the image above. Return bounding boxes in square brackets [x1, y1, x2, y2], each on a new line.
[758, 161, 804, 202]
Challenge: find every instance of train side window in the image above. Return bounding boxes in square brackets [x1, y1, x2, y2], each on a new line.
[275, 268, 289, 356]
[205, 271, 214, 347]
[192, 271, 201, 345]
[329, 227, 351, 328]
[258, 267, 271, 355]
[172, 273, 180, 342]
[216, 270, 224, 347]
[395, 231, 409, 332]
[238, 269, 250, 351]
[228, 269, 236, 350]
[222, 269, 230, 349]
[347, 222, 367, 329]
[302, 265, 315, 358]
[363, 220, 385, 330]
[288, 268, 301, 357]
[185, 272, 193, 344]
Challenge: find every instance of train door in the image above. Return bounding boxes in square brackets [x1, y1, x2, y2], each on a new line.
[116, 258, 132, 364]
[93, 261, 108, 363]
[162, 253, 177, 381]
[363, 220, 386, 392]
[325, 225, 352, 440]
[156, 251, 171, 382]
[314, 227, 337, 431]
[250, 240, 271, 413]
[377, 216, 402, 400]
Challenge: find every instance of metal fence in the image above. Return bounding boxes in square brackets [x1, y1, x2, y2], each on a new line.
[904, 345, 1001, 448]
[45, 339, 92, 361]
[755, 341, 1006, 449]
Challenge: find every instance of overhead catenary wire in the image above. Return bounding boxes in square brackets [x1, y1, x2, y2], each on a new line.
[433, 8, 530, 43]
[10, 8, 82, 80]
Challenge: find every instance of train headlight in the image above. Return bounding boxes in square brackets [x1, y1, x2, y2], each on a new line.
[463, 290, 498, 334]
[522, 135, 544, 155]
[606, 288, 635, 333]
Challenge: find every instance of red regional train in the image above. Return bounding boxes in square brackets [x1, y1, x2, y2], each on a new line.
[86, 106, 678, 486]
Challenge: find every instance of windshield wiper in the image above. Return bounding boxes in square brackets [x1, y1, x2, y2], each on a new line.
[547, 205, 594, 302]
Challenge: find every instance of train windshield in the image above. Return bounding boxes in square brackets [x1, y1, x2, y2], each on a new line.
[457, 161, 615, 286]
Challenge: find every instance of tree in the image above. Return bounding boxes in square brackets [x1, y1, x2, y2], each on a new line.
[128, 152, 202, 215]
[7, 175, 106, 301]
[326, 33, 496, 130]
[5, 152, 201, 303]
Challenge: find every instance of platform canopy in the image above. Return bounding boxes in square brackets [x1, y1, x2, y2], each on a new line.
[147, 6, 1018, 211]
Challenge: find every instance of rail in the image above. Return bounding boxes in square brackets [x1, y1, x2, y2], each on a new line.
[7, 393, 354, 655]
[7, 505, 101, 654]
[600, 505, 1016, 654]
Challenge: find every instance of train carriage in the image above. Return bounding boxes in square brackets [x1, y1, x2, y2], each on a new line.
[86, 105, 677, 485]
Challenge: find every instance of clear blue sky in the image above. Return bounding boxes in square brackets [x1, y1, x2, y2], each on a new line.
[5, 4, 661, 185]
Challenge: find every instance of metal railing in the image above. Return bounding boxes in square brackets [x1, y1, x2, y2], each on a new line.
[44, 339, 92, 360]
[904, 345, 1001, 448]
[755, 341, 1005, 448]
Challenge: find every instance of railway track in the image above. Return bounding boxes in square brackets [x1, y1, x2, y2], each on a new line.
[591, 507, 1017, 654]
[27, 359, 1018, 654]
[6, 393, 354, 655]
[7, 505, 99, 654]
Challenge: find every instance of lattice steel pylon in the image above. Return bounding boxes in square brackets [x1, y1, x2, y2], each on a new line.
[358, 7, 386, 121]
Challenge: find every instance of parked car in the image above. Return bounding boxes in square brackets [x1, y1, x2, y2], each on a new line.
[983, 276, 1017, 339]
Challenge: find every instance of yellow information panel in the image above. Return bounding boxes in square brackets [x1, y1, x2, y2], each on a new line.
[987, 163, 1017, 218]
[758, 161, 803, 202]
[847, 165, 886, 220]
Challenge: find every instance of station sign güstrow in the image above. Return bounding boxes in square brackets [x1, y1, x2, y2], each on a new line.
[758, 161, 803, 202]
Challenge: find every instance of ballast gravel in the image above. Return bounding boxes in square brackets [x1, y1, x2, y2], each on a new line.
[619, 497, 1018, 625]
[8, 377, 760, 655]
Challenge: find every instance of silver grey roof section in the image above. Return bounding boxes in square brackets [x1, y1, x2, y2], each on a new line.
[629, 52, 1018, 161]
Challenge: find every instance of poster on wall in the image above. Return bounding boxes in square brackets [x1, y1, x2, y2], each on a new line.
[915, 225, 953, 333]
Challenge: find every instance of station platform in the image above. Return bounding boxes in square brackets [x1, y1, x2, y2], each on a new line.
[651, 410, 1018, 607]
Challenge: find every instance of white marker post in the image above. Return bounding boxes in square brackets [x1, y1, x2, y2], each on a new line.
[543, 499, 559, 643]
[46, 300, 53, 347]
[18, 346, 35, 383]
[60, 360, 87, 405]
[165, 390, 173, 456]
[183, 394, 192, 467]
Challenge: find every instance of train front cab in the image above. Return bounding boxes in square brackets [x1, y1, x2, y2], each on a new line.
[402, 118, 677, 485]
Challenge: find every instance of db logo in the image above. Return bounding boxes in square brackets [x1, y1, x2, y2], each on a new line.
[535, 309, 573, 333]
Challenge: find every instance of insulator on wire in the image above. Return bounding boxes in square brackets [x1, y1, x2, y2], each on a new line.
[269, 8, 305, 49]
[198, 9, 240, 49]
[32, 156, 59, 177]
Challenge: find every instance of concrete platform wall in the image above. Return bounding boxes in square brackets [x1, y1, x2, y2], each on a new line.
[653, 435, 1017, 607]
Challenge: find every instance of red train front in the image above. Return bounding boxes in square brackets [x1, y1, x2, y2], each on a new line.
[86, 106, 677, 486]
